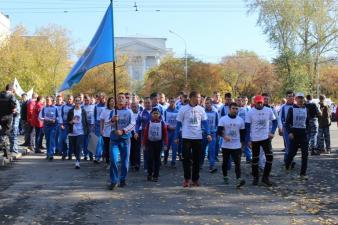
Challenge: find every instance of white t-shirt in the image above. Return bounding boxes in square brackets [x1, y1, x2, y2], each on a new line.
[245, 106, 276, 141]
[176, 104, 207, 139]
[69, 109, 84, 136]
[100, 108, 112, 137]
[219, 115, 245, 149]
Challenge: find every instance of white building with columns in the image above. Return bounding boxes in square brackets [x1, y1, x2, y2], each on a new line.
[115, 37, 169, 81]
[0, 12, 10, 43]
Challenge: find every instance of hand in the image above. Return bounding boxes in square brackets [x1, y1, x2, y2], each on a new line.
[288, 133, 294, 140]
[100, 130, 104, 136]
[141, 145, 146, 152]
[278, 128, 283, 136]
[163, 145, 168, 151]
[134, 133, 139, 140]
[111, 115, 119, 123]
[115, 130, 123, 136]
[61, 125, 65, 130]
[207, 135, 212, 142]
[268, 133, 275, 139]
[174, 138, 179, 144]
[248, 141, 252, 148]
[223, 135, 232, 142]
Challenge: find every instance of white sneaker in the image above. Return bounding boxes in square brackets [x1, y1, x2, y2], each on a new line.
[75, 161, 80, 169]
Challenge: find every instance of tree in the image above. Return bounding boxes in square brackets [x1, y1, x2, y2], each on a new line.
[142, 55, 230, 97]
[247, 0, 338, 96]
[221, 51, 278, 98]
[70, 55, 131, 96]
[0, 25, 72, 95]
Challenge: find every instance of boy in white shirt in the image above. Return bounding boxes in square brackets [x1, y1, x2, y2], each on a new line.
[218, 102, 246, 188]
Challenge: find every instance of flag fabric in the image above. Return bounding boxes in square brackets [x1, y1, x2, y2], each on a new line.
[26, 88, 34, 99]
[59, 3, 114, 92]
[13, 78, 25, 97]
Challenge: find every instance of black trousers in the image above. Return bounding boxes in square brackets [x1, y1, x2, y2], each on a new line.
[130, 135, 141, 168]
[182, 139, 202, 182]
[0, 115, 12, 158]
[102, 136, 110, 164]
[147, 140, 162, 178]
[286, 134, 308, 175]
[252, 139, 273, 178]
[222, 148, 242, 178]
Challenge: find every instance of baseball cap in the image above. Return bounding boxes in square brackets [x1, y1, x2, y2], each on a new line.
[254, 95, 264, 103]
[295, 92, 305, 98]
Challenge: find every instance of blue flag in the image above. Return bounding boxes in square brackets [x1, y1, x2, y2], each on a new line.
[59, 3, 114, 92]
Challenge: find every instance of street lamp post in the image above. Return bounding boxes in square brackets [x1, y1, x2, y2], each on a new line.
[169, 30, 188, 90]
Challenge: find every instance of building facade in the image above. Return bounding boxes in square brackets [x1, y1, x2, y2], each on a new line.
[115, 37, 169, 81]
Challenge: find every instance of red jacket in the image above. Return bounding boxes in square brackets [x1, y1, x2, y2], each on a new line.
[143, 119, 168, 145]
[33, 101, 44, 128]
[27, 99, 36, 126]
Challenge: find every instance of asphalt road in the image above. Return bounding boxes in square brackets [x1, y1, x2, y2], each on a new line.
[0, 126, 337, 225]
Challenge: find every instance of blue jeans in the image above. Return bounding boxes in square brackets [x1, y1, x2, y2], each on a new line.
[164, 130, 177, 164]
[35, 127, 43, 151]
[243, 141, 252, 161]
[317, 126, 331, 150]
[10, 116, 20, 153]
[69, 135, 84, 161]
[59, 125, 69, 157]
[201, 133, 216, 168]
[94, 121, 103, 160]
[54, 124, 61, 154]
[110, 139, 130, 184]
[83, 125, 94, 159]
[44, 125, 56, 158]
[307, 119, 318, 150]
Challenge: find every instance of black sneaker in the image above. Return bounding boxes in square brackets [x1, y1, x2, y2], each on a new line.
[311, 150, 320, 156]
[261, 177, 273, 187]
[93, 160, 100, 164]
[163, 158, 168, 165]
[291, 162, 296, 169]
[252, 177, 259, 186]
[236, 179, 246, 188]
[48, 157, 54, 161]
[119, 180, 126, 187]
[83, 157, 88, 161]
[209, 168, 218, 173]
[62, 155, 66, 160]
[108, 183, 117, 190]
[153, 177, 158, 182]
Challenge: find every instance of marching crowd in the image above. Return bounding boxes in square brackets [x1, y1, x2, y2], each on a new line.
[0, 83, 336, 190]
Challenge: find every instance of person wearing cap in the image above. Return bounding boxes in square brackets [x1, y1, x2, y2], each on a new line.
[108, 93, 134, 190]
[142, 108, 168, 182]
[245, 95, 277, 186]
[175, 91, 211, 188]
[285, 92, 310, 180]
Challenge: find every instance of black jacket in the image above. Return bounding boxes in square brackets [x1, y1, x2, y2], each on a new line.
[66, 108, 90, 135]
[0, 91, 16, 118]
